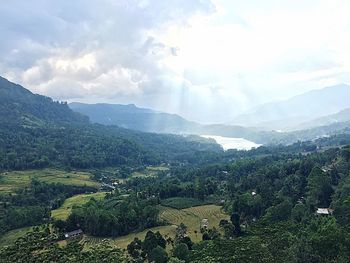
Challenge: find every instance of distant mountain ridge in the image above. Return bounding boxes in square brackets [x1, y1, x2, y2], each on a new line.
[0, 76, 88, 127]
[0, 76, 223, 170]
[69, 102, 279, 144]
[69, 102, 197, 133]
[296, 107, 350, 131]
[231, 84, 350, 130]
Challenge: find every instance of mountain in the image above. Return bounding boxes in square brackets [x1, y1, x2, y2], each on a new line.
[73, 102, 350, 145]
[0, 77, 222, 170]
[296, 107, 350, 130]
[69, 102, 198, 133]
[231, 84, 350, 130]
[69, 102, 280, 144]
[0, 76, 88, 127]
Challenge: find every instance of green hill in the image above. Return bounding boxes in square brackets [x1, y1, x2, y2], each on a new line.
[0, 76, 88, 127]
[0, 77, 222, 170]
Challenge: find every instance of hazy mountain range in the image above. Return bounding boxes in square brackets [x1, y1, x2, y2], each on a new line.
[0, 76, 222, 170]
[2, 75, 350, 146]
[231, 84, 350, 130]
[69, 102, 276, 144]
[70, 84, 350, 145]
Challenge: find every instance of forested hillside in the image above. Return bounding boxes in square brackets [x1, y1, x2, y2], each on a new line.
[0, 77, 88, 127]
[0, 77, 221, 170]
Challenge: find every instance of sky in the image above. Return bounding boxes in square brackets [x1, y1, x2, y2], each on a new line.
[1, 0, 350, 123]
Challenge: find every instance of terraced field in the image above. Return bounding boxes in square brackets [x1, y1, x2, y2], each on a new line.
[131, 165, 169, 178]
[0, 227, 33, 247]
[160, 204, 229, 242]
[82, 225, 177, 251]
[82, 204, 228, 249]
[0, 169, 100, 194]
[51, 192, 107, 220]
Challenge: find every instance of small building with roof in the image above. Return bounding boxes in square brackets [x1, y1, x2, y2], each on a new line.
[64, 229, 83, 239]
[316, 208, 333, 216]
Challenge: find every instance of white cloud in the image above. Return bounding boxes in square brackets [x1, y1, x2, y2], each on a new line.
[0, 0, 350, 123]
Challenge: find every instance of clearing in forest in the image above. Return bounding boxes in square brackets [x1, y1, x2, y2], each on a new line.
[82, 204, 229, 249]
[0, 169, 99, 194]
[51, 192, 107, 220]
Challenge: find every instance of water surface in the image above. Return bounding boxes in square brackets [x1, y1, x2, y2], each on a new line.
[202, 135, 261, 150]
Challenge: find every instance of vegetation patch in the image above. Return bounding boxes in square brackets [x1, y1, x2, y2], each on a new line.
[160, 205, 229, 243]
[161, 197, 212, 209]
[131, 166, 169, 178]
[82, 225, 177, 250]
[51, 192, 107, 220]
[0, 169, 99, 194]
[0, 226, 33, 247]
[81, 204, 229, 249]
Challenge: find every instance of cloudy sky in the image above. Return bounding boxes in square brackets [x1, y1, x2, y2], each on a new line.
[1, 0, 350, 123]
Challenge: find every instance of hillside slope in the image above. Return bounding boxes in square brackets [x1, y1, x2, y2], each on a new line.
[0, 77, 222, 170]
[296, 107, 350, 130]
[0, 76, 88, 127]
[69, 102, 198, 133]
[69, 102, 280, 144]
[231, 84, 350, 129]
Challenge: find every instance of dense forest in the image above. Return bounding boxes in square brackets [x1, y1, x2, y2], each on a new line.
[0, 77, 221, 171]
[0, 180, 96, 235]
[1, 144, 350, 262]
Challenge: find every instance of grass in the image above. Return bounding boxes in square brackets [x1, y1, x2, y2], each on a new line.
[82, 204, 229, 249]
[82, 225, 177, 251]
[0, 169, 100, 194]
[0, 226, 33, 247]
[161, 197, 212, 209]
[51, 192, 107, 220]
[147, 166, 170, 172]
[131, 165, 169, 178]
[160, 204, 229, 243]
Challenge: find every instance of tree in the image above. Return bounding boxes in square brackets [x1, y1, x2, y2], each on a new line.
[127, 237, 143, 259]
[143, 231, 159, 255]
[291, 203, 308, 222]
[155, 231, 167, 249]
[307, 167, 333, 208]
[230, 212, 242, 235]
[168, 258, 185, 263]
[172, 243, 190, 262]
[263, 199, 293, 222]
[148, 246, 168, 263]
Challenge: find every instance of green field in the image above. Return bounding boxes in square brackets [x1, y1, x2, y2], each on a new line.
[0, 169, 100, 194]
[161, 197, 212, 209]
[51, 192, 107, 220]
[160, 204, 229, 243]
[0, 227, 33, 247]
[82, 204, 228, 249]
[131, 165, 169, 178]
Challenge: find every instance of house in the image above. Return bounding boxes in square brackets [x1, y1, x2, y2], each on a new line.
[101, 183, 116, 190]
[316, 208, 333, 216]
[64, 229, 83, 239]
[201, 219, 209, 229]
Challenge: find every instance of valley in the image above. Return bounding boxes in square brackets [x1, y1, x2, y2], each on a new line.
[2, 1, 350, 262]
[1, 78, 350, 263]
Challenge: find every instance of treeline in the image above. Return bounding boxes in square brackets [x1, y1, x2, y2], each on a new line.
[0, 180, 96, 234]
[118, 145, 350, 262]
[0, 123, 222, 171]
[59, 194, 160, 237]
[0, 226, 124, 263]
[0, 76, 88, 127]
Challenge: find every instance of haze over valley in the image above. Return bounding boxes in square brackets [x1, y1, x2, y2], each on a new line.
[1, 1, 350, 262]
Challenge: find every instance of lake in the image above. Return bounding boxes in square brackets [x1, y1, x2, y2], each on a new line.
[201, 135, 261, 151]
